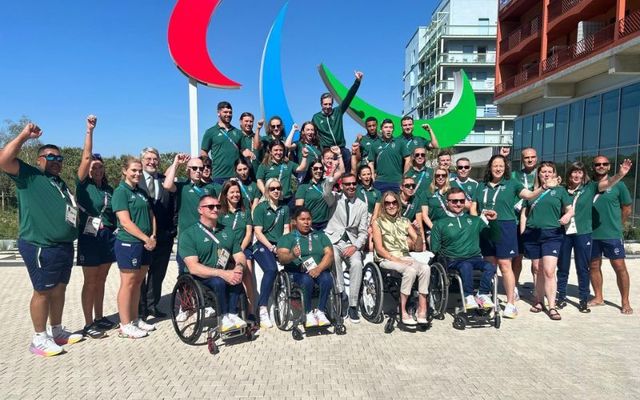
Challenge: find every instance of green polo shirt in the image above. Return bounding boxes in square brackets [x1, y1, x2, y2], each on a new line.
[277, 230, 332, 271]
[473, 178, 525, 221]
[567, 181, 598, 235]
[256, 161, 299, 198]
[295, 179, 332, 223]
[398, 134, 430, 158]
[76, 177, 115, 230]
[175, 179, 218, 234]
[512, 168, 537, 191]
[592, 180, 632, 240]
[524, 187, 572, 229]
[178, 222, 239, 269]
[239, 131, 261, 172]
[7, 160, 79, 246]
[431, 213, 488, 259]
[425, 190, 451, 223]
[312, 79, 360, 148]
[356, 184, 381, 214]
[405, 167, 433, 199]
[295, 142, 321, 171]
[201, 124, 243, 179]
[253, 201, 289, 244]
[112, 181, 152, 242]
[450, 177, 479, 201]
[400, 195, 422, 222]
[238, 180, 259, 210]
[219, 209, 252, 243]
[359, 134, 382, 165]
[371, 138, 404, 183]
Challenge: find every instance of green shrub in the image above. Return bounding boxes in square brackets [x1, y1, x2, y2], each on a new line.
[0, 207, 18, 239]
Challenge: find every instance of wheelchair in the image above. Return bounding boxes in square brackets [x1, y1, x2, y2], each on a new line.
[170, 274, 259, 355]
[358, 255, 448, 334]
[271, 269, 347, 340]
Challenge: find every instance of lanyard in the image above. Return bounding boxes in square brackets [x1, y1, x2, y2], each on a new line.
[231, 212, 240, 230]
[220, 128, 238, 150]
[50, 179, 77, 208]
[522, 168, 536, 189]
[304, 143, 319, 160]
[376, 141, 392, 163]
[482, 185, 501, 209]
[198, 223, 221, 244]
[434, 191, 455, 217]
[360, 188, 369, 209]
[311, 181, 323, 194]
[325, 116, 337, 145]
[454, 178, 472, 200]
[192, 183, 204, 195]
[295, 231, 313, 253]
[530, 189, 551, 210]
[276, 163, 286, 182]
[414, 170, 427, 192]
[402, 196, 417, 218]
[238, 181, 251, 202]
[78, 189, 110, 217]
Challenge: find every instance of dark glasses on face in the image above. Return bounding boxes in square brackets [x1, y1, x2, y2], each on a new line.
[403, 184, 416, 189]
[457, 165, 470, 170]
[384, 200, 398, 206]
[435, 174, 447, 178]
[40, 154, 64, 162]
[594, 162, 610, 167]
[189, 166, 204, 172]
[203, 165, 211, 170]
[201, 204, 221, 210]
[312, 166, 324, 171]
[342, 181, 357, 187]
[448, 198, 465, 204]
[414, 153, 426, 158]
[269, 186, 282, 192]
[270, 124, 281, 128]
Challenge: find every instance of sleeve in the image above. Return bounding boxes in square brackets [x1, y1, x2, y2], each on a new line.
[111, 187, 128, 212]
[561, 188, 572, 209]
[618, 181, 632, 205]
[201, 129, 213, 153]
[402, 143, 412, 158]
[322, 178, 338, 207]
[513, 180, 525, 196]
[339, 79, 361, 114]
[256, 164, 266, 181]
[430, 222, 441, 253]
[354, 203, 369, 250]
[245, 210, 253, 225]
[253, 204, 265, 227]
[290, 162, 299, 173]
[178, 229, 198, 258]
[283, 206, 290, 223]
[295, 184, 307, 200]
[276, 234, 292, 250]
[320, 233, 332, 249]
[7, 159, 37, 188]
[471, 185, 482, 203]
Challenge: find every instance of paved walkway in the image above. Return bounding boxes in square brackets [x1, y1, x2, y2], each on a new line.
[0, 258, 638, 399]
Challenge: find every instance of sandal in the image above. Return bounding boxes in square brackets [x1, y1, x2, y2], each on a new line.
[578, 301, 591, 314]
[529, 303, 544, 313]
[548, 307, 562, 321]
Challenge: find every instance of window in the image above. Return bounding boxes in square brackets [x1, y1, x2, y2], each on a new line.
[617, 146, 638, 217]
[532, 113, 543, 155]
[476, 71, 487, 80]
[542, 109, 555, 157]
[583, 95, 601, 151]
[522, 116, 533, 148]
[513, 118, 523, 154]
[555, 153, 567, 182]
[619, 83, 640, 147]
[600, 89, 619, 149]
[568, 100, 584, 153]
[555, 105, 568, 154]
[463, 45, 474, 54]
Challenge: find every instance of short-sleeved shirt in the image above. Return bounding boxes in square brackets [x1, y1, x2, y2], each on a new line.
[295, 179, 332, 223]
[450, 177, 479, 201]
[398, 134, 430, 158]
[401, 195, 422, 222]
[277, 230, 332, 271]
[219, 209, 252, 243]
[201, 124, 243, 179]
[237, 179, 259, 210]
[405, 167, 433, 199]
[524, 186, 572, 229]
[112, 181, 152, 242]
[567, 181, 598, 235]
[371, 138, 404, 183]
[260, 135, 284, 151]
[431, 213, 488, 259]
[359, 134, 382, 165]
[592, 180, 632, 240]
[256, 161, 299, 199]
[356, 184, 381, 214]
[175, 179, 219, 234]
[76, 177, 115, 230]
[253, 201, 290, 244]
[7, 160, 79, 246]
[295, 141, 322, 169]
[473, 178, 525, 221]
[425, 190, 452, 223]
[178, 222, 239, 269]
[239, 131, 261, 172]
[512, 168, 536, 191]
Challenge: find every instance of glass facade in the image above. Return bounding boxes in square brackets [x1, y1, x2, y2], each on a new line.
[513, 82, 640, 221]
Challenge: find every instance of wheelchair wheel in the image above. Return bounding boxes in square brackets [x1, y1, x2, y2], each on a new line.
[494, 314, 501, 329]
[326, 283, 342, 325]
[452, 315, 466, 330]
[171, 275, 205, 345]
[359, 262, 384, 323]
[273, 271, 292, 330]
[428, 262, 448, 320]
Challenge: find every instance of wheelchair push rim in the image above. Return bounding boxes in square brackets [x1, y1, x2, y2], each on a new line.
[359, 263, 384, 323]
[171, 275, 205, 345]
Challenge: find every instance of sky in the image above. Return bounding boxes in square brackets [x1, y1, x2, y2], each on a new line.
[0, 0, 437, 156]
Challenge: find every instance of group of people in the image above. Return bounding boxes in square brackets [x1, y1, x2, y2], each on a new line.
[0, 72, 634, 357]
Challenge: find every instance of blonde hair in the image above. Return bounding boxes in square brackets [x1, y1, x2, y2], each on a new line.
[121, 157, 142, 178]
[262, 178, 283, 208]
[377, 191, 402, 222]
[429, 167, 451, 194]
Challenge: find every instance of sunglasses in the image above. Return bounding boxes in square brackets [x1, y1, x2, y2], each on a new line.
[384, 200, 398, 206]
[448, 198, 465, 204]
[40, 154, 64, 162]
[594, 162, 610, 167]
[343, 181, 357, 187]
[414, 153, 426, 158]
[201, 204, 221, 210]
[435, 174, 448, 178]
[312, 166, 324, 171]
[269, 186, 282, 192]
[189, 166, 204, 172]
[203, 165, 212, 170]
[403, 184, 416, 189]
[457, 165, 470, 170]
[270, 124, 282, 129]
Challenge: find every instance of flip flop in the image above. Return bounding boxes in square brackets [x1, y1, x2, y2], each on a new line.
[587, 300, 605, 307]
[548, 307, 562, 321]
[529, 303, 544, 313]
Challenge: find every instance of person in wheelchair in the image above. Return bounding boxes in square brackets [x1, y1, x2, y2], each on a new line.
[372, 191, 430, 326]
[178, 195, 248, 333]
[277, 207, 335, 328]
[430, 188, 498, 310]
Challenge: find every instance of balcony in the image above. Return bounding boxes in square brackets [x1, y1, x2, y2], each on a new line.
[619, 9, 640, 39]
[436, 106, 502, 118]
[499, 0, 541, 20]
[548, 0, 585, 23]
[438, 79, 495, 91]
[439, 53, 497, 64]
[500, 16, 541, 61]
[458, 131, 513, 146]
[495, 64, 539, 96]
[547, 0, 614, 38]
[441, 25, 497, 37]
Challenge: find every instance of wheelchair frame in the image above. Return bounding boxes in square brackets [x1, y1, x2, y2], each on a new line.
[447, 267, 501, 330]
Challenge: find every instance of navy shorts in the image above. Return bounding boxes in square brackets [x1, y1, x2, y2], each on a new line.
[243, 248, 254, 261]
[77, 228, 116, 266]
[522, 227, 564, 260]
[114, 239, 152, 270]
[591, 238, 625, 260]
[516, 226, 525, 255]
[18, 239, 74, 291]
[480, 220, 519, 259]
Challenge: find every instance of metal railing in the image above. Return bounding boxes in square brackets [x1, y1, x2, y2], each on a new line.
[548, 0, 584, 22]
[495, 64, 539, 95]
[438, 80, 495, 91]
[458, 132, 513, 145]
[541, 23, 614, 74]
[500, 16, 541, 54]
[439, 53, 496, 64]
[619, 9, 640, 38]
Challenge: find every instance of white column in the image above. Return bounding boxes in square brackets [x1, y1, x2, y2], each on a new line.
[188, 78, 199, 157]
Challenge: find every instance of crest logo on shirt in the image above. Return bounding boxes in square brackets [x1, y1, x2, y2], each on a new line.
[132, 258, 138, 266]
[266, 211, 272, 216]
[606, 188, 612, 193]
[447, 223, 454, 227]
[551, 190, 556, 196]
[467, 218, 472, 225]
[204, 237, 210, 242]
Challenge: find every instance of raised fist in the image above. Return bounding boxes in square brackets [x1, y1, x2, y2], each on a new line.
[354, 71, 364, 81]
[87, 115, 97, 131]
[21, 123, 42, 140]
[257, 119, 264, 129]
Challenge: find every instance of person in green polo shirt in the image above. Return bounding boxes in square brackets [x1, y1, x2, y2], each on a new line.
[356, 164, 381, 216]
[234, 158, 260, 211]
[520, 162, 573, 321]
[398, 117, 438, 172]
[370, 119, 404, 193]
[277, 207, 335, 328]
[284, 121, 322, 176]
[351, 116, 381, 172]
[237, 112, 263, 175]
[0, 122, 82, 357]
[431, 188, 497, 311]
[179, 195, 248, 333]
[256, 140, 308, 206]
[200, 101, 243, 184]
[399, 176, 425, 245]
[588, 155, 634, 315]
[252, 178, 290, 328]
[451, 157, 478, 204]
[421, 167, 452, 231]
[405, 147, 433, 201]
[112, 157, 157, 338]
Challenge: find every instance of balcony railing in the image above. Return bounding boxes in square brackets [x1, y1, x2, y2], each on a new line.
[438, 79, 495, 91]
[436, 106, 501, 118]
[500, 16, 541, 54]
[548, 0, 584, 23]
[619, 9, 640, 38]
[541, 23, 614, 74]
[495, 64, 539, 95]
[439, 53, 497, 64]
[458, 132, 513, 146]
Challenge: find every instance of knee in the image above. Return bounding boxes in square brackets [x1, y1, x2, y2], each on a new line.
[318, 272, 333, 288]
[207, 277, 227, 293]
[484, 262, 497, 275]
[404, 267, 417, 280]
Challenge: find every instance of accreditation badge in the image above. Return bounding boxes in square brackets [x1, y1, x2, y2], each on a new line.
[83, 216, 102, 237]
[302, 257, 318, 272]
[65, 205, 78, 228]
[564, 217, 577, 235]
[216, 248, 230, 269]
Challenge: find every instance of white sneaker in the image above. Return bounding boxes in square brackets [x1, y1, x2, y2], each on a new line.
[315, 310, 331, 327]
[29, 334, 63, 357]
[229, 313, 247, 329]
[465, 295, 479, 310]
[118, 323, 148, 339]
[259, 307, 273, 329]
[204, 307, 216, 318]
[305, 311, 318, 328]
[175, 308, 191, 322]
[504, 303, 518, 319]
[476, 294, 495, 309]
[134, 318, 156, 332]
[47, 325, 83, 346]
[221, 314, 236, 332]
[514, 287, 520, 302]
